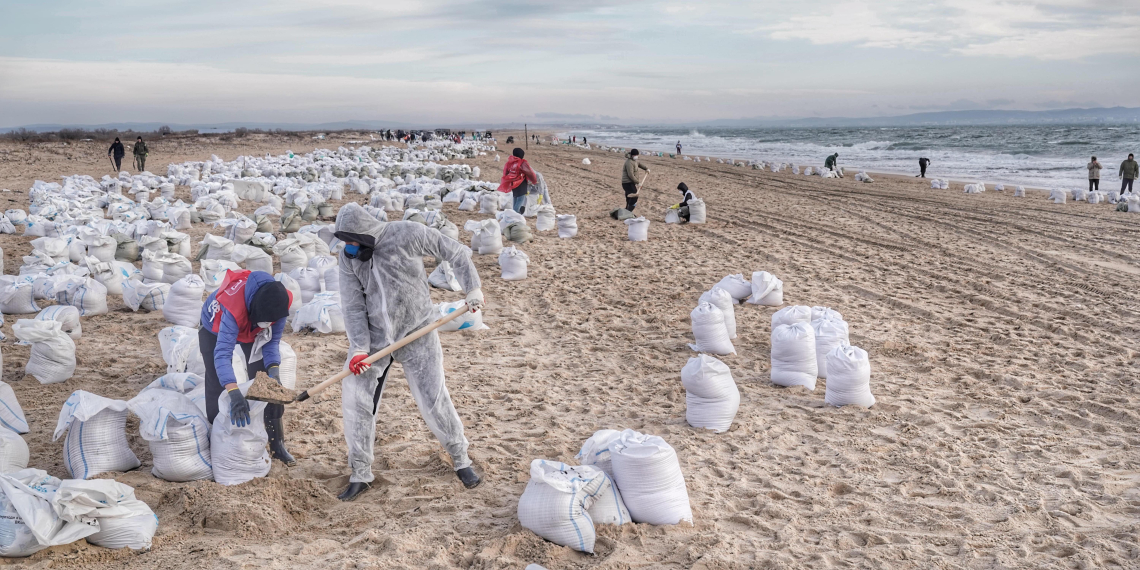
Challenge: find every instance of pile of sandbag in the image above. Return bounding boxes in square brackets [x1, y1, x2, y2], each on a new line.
[681, 355, 739, 433]
[53, 391, 141, 479]
[292, 291, 346, 334]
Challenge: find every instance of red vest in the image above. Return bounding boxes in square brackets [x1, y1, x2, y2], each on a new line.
[209, 270, 292, 343]
[497, 156, 529, 193]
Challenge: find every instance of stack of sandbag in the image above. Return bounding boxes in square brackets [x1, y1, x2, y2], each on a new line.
[428, 261, 463, 291]
[824, 345, 875, 408]
[609, 430, 693, 525]
[812, 310, 850, 379]
[771, 322, 817, 390]
[34, 305, 81, 339]
[292, 291, 346, 334]
[747, 271, 783, 305]
[433, 300, 489, 332]
[53, 391, 141, 479]
[211, 380, 271, 486]
[688, 302, 735, 355]
[499, 246, 529, 281]
[163, 275, 206, 328]
[0, 382, 30, 474]
[517, 460, 630, 554]
[687, 198, 706, 223]
[681, 355, 739, 433]
[556, 214, 578, 238]
[715, 274, 752, 303]
[625, 217, 650, 241]
[698, 286, 736, 339]
[127, 388, 213, 482]
[12, 319, 75, 384]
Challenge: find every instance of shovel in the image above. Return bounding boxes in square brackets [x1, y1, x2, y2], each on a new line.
[245, 305, 474, 405]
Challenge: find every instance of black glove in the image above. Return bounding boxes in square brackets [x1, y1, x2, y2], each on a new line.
[266, 364, 280, 380]
[228, 388, 251, 427]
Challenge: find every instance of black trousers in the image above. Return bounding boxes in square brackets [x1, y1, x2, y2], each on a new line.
[919, 161, 927, 177]
[1122, 179, 1134, 194]
[112, 155, 122, 171]
[622, 182, 638, 211]
[199, 327, 284, 424]
[1090, 179, 1099, 191]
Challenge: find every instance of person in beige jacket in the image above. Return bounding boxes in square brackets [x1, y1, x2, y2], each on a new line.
[1088, 156, 1102, 192]
[621, 149, 650, 211]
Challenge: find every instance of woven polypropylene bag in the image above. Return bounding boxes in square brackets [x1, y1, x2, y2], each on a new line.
[210, 381, 270, 486]
[53, 391, 141, 479]
[517, 460, 605, 553]
[748, 271, 783, 306]
[13, 319, 75, 384]
[688, 303, 735, 355]
[770, 323, 817, 390]
[715, 274, 751, 302]
[127, 389, 212, 482]
[813, 318, 850, 379]
[824, 345, 875, 408]
[698, 287, 736, 339]
[772, 305, 811, 328]
[610, 430, 693, 525]
[681, 355, 740, 433]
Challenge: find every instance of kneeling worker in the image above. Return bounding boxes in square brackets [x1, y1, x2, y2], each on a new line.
[199, 270, 294, 463]
[334, 203, 485, 501]
[677, 182, 696, 223]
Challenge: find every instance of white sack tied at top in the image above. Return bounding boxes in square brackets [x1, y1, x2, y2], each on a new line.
[681, 354, 740, 433]
[770, 323, 817, 390]
[824, 345, 875, 408]
[688, 302, 735, 355]
[609, 429, 693, 526]
[517, 460, 630, 554]
[747, 271, 783, 306]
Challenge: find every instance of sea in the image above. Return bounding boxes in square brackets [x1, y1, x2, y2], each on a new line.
[562, 126, 1139, 190]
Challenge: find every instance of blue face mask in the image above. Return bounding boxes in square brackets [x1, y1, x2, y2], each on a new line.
[344, 244, 360, 257]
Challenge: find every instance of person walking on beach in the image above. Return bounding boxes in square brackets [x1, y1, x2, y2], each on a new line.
[108, 137, 125, 172]
[622, 149, 650, 212]
[1121, 153, 1138, 195]
[498, 148, 538, 213]
[1088, 156, 1102, 192]
[133, 136, 149, 172]
[917, 157, 931, 178]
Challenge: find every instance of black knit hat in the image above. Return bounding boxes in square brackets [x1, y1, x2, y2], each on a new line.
[249, 281, 291, 325]
[513, 148, 525, 158]
[630, 149, 639, 156]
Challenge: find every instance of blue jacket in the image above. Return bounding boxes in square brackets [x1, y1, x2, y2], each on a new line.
[199, 271, 285, 387]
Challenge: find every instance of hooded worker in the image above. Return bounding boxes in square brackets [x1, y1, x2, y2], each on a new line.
[677, 182, 696, 223]
[199, 270, 294, 464]
[333, 203, 484, 501]
[108, 137, 125, 171]
[498, 148, 538, 214]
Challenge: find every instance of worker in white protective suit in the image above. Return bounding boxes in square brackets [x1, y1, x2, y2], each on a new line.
[333, 203, 485, 501]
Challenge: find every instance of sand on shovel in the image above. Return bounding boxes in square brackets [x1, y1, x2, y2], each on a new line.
[246, 370, 298, 404]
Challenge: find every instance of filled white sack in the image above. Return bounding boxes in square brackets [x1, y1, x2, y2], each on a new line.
[698, 286, 736, 339]
[34, 305, 81, 340]
[49, 276, 108, 316]
[687, 198, 706, 224]
[610, 430, 693, 525]
[499, 246, 529, 281]
[813, 317, 850, 379]
[275, 272, 303, 318]
[772, 305, 811, 328]
[681, 355, 740, 433]
[556, 214, 578, 238]
[54, 478, 158, 550]
[747, 271, 783, 306]
[715, 274, 752, 303]
[210, 380, 270, 486]
[0, 430, 29, 475]
[688, 302, 735, 355]
[292, 291, 345, 334]
[200, 259, 241, 294]
[534, 205, 556, 232]
[770, 323, 817, 390]
[433, 300, 489, 332]
[127, 389, 213, 482]
[811, 306, 843, 323]
[53, 391, 141, 479]
[576, 429, 621, 479]
[624, 217, 649, 241]
[122, 280, 171, 312]
[0, 277, 39, 314]
[428, 261, 463, 291]
[517, 460, 606, 553]
[0, 381, 30, 436]
[824, 345, 875, 408]
[162, 275, 205, 328]
[231, 244, 273, 274]
[12, 319, 75, 384]
[0, 469, 94, 557]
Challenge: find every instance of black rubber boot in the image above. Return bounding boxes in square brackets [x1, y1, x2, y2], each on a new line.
[457, 467, 482, 489]
[338, 482, 371, 501]
[265, 417, 296, 466]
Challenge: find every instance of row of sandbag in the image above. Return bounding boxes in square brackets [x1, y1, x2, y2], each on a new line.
[519, 429, 692, 553]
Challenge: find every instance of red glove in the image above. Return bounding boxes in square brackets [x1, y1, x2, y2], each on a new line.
[349, 353, 371, 375]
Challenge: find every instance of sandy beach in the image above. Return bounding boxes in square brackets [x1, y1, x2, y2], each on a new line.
[0, 131, 1137, 569]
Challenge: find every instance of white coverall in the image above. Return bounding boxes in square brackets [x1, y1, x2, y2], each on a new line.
[335, 203, 481, 483]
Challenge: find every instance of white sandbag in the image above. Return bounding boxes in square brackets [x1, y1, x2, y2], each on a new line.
[121, 280, 170, 312]
[231, 244, 273, 274]
[277, 341, 297, 391]
[688, 302, 735, 355]
[458, 197, 478, 211]
[289, 267, 322, 304]
[0, 430, 29, 476]
[687, 198, 706, 224]
[274, 240, 309, 274]
[0, 382, 29, 436]
[50, 276, 109, 316]
[576, 429, 621, 479]
[12, 320, 75, 384]
[813, 317, 850, 379]
[534, 205, 556, 232]
[428, 261, 463, 291]
[1013, 185, 1025, 197]
[624, 217, 649, 241]
[0, 469, 96, 557]
[200, 234, 235, 260]
[681, 355, 740, 433]
[210, 380, 270, 486]
[556, 214, 578, 239]
[433, 300, 489, 332]
[811, 306, 843, 323]
[163, 275, 205, 328]
[158, 252, 193, 284]
[715, 274, 752, 303]
[517, 460, 606, 553]
[127, 389, 212, 482]
[772, 305, 811, 328]
[824, 345, 875, 408]
[476, 220, 503, 255]
[34, 305, 81, 340]
[53, 391, 141, 479]
[199, 259, 241, 293]
[158, 325, 205, 376]
[137, 235, 169, 255]
[0, 278, 40, 315]
[665, 208, 680, 224]
[499, 246, 529, 281]
[291, 291, 345, 334]
[698, 287, 736, 339]
[54, 479, 157, 550]
[747, 271, 783, 306]
[770, 323, 817, 390]
[609, 430, 693, 525]
[86, 236, 117, 263]
[479, 193, 500, 214]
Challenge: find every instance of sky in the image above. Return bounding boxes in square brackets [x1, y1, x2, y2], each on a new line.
[1, 0, 1138, 127]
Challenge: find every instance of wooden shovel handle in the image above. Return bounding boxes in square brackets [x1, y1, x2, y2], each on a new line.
[301, 305, 472, 399]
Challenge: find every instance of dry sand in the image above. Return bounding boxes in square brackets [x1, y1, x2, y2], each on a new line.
[0, 132, 1138, 569]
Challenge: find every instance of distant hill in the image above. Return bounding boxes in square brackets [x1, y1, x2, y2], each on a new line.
[692, 107, 1140, 127]
[2, 119, 436, 133]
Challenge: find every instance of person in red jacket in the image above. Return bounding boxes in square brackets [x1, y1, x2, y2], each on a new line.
[498, 148, 538, 213]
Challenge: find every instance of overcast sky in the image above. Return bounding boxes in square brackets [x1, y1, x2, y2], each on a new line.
[1, 0, 1137, 127]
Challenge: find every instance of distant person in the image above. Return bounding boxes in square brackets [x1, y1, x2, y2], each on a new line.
[582, 136, 587, 145]
[1121, 153, 1138, 194]
[108, 137, 125, 171]
[621, 149, 650, 212]
[498, 148, 538, 213]
[676, 141, 682, 155]
[1088, 156, 1102, 192]
[824, 153, 839, 173]
[133, 136, 149, 172]
[676, 182, 696, 223]
[917, 157, 931, 178]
